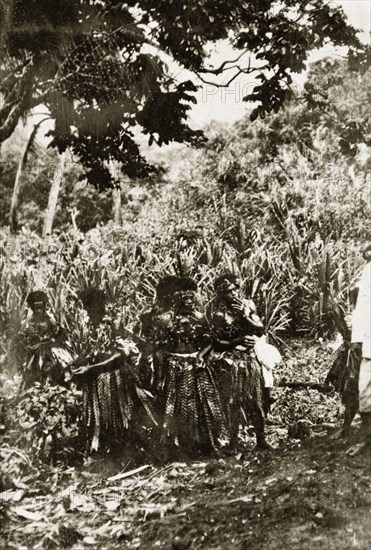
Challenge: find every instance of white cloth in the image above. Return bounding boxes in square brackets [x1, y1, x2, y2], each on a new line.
[359, 358, 371, 413]
[351, 262, 371, 359]
[254, 336, 282, 388]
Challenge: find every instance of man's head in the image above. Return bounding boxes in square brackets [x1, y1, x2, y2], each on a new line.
[362, 244, 371, 262]
[26, 290, 48, 314]
[173, 277, 198, 311]
[214, 273, 240, 303]
[156, 275, 180, 307]
[81, 287, 106, 326]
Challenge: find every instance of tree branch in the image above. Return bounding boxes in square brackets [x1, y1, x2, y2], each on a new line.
[0, 58, 33, 91]
[0, 96, 19, 125]
[195, 57, 266, 88]
[0, 100, 25, 142]
[0, 90, 45, 143]
[198, 49, 249, 75]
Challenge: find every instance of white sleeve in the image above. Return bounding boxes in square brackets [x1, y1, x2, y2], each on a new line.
[351, 264, 371, 355]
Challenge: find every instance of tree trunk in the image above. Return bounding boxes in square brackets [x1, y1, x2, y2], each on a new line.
[9, 120, 45, 233]
[109, 159, 122, 225]
[112, 184, 122, 225]
[43, 151, 65, 237]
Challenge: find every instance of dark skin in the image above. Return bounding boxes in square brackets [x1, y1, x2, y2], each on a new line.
[212, 283, 263, 351]
[135, 291, 178, 395]
[137, 294, 175, 344]
[27, 302, 58, 336]
[21, 300, 68, 387]
[22, 301, 65, 351]
[72, 302, 120, 378]
[212, 281, 271, 451]
[167, 291, 211, 359]
[329, 342, 360, 441]
[83, 303, 105, 329]
[30, 301, 47, 319]
[73, 301, 145, 378]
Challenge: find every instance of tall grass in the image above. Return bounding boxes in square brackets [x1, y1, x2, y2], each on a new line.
[0, 162, 368, 372]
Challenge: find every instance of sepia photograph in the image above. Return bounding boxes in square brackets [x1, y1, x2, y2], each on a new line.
[0, 1, 370, 548]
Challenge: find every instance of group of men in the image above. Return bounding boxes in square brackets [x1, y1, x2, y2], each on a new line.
[19, 243, 371, 456]
[20, 274, 277, 454]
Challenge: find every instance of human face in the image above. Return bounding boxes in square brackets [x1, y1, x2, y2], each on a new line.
[176, 291, 196, 312]
[221, 282, 239, 304]
[158, 294, 173, 310]
[85, 304, 105, 326]
[31, 301, 46, 315]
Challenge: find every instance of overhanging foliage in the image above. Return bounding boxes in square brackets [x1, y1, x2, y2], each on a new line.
[0, 0, 365, 187]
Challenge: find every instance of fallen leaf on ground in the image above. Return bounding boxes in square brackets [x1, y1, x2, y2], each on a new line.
[12, 506, 43, 521]
[104, 500, 120, 511]
[68, 492, 97, 513]
[83, 536, 97, 545]
[265, 478, 277, 485]
[0, 489, 25, 502]
[107, 464, 150, 482]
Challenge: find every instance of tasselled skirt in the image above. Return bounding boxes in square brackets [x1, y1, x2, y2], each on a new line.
[210, 349, 267, 433]
[162, 352, 228, 449]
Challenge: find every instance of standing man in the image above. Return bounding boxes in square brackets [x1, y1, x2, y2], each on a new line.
[210, 274, 271, 450]
[160, 277, 228, 453]
[20, 290, 73, 389]
[137, 276, 180, 393]
[349, 244, 371, 454]
[73, 287, 154, 452]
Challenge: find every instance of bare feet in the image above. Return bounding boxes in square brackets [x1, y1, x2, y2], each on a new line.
[345, 441, 371, 456]
[346, 442, 368, 456]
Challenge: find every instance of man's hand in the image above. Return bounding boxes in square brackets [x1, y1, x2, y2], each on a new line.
[72, 365, 91, 376]
[198, 344, 212, 360]
[239, 335, 257, 348]
[350, 342, 362, 352]
[231, 298, 244, 313]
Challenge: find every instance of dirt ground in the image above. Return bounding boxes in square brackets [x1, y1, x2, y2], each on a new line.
[137, 434, 371, 550]
[1, 431, 370, 550]
[1, 339, 371, 549]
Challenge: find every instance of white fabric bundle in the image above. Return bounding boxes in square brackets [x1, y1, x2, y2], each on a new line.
[254, 335, 282, 388]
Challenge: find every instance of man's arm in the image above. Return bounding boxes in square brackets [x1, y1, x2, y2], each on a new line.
[211, 312, 253, 351]
[72, 352, 121, 377]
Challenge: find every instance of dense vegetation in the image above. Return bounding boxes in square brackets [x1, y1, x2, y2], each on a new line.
[1, 57, 369, 340]
[0, 59, 369, 472]
[0, 6, 370, 544]
[0, 0, 364, 186]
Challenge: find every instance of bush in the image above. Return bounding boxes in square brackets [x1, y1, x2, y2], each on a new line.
[16, 383, 82, 463]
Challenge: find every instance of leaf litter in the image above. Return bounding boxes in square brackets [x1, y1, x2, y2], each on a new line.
[1, 340, 370, 549]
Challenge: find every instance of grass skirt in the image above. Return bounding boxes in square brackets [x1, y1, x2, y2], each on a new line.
[325, 343, 360, 405]
[211, 349, 266, 440]
[162, 353, 228, 450]
[81, 359, 155, 451]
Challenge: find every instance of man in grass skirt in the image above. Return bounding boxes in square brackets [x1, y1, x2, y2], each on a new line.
[210, 274, 272, 450]
[72, 288, 155, 452]
[20, 290, 73, 389]
[137, 276, 180, 393]
[325, 303, 361, 438]
[161, 277, 228, 453]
